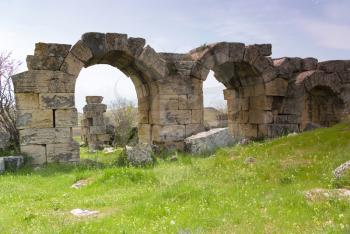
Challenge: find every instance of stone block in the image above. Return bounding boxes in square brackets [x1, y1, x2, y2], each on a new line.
[106, 33, 128, 51]
[15, 93, 39, 110]
[229, 43, 245, 61]
[60, 52, 84, 76]
[184, 128, 235, 154]
[2, 156, 24, 171]
[46, 141, 79, 163]
[0, 158, 4, 173]
[128, 37, 146, 57]
[265, 124, 299, 137]
[81, 32, 107, 61]
[70, 40, 93, 63]
[317, 60, 346, 73]
[83, 103, 107, 112]
[223, 89, 237, 100]
[55, 108, 78, 127]
[27, 55, 64, 70]
[265, 78, 288, 96]
[243, 46, 259, 64]
[20, 128, 72, 145]
[138, 45, 168, 77]
[185, 123, 204, 137]
[191, 109, 203, 124]
[34, 43, 71, 57]
[274, 114, 299, 124]
[253, 44, 272, 56]
[236, 124, 258, 138]
[151, 110, 191, 125]
[302, 57, 318, 71]
[12, 70, 76, 93]
[273, 57, 302, 75]
[138, 110, 149, 124]
[86, 96, 103, 104]
[138, 124, 151, 143]
[249, 110, 273, 124]
[178, 94, 203, 110]
[21, 144, 47, 165]
[151, 95, 179, 111]
[89, 126, 106, 135]
[96, 134, 110, 142]
[39, 93, 75, 109]
[16, 109, 53, 129]
[152, 125, 186, 142]
[249, 96, 273, 110]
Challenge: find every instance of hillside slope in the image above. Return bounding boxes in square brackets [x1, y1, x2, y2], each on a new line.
[0, 124, 349, 233]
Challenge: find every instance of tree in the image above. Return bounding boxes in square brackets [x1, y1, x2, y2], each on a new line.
[0, 52, 21, 150]
[109, 96, 138, 147]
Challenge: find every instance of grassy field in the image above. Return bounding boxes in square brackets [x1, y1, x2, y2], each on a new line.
[0, 124, 349, 233]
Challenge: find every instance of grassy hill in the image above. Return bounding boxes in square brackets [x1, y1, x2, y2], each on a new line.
[0, 124, 349, 233]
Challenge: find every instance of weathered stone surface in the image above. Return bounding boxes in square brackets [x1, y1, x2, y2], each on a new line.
[21, 144, 47, 165]
[60, 52, 84, 76]
[20, 128, 72, 145]
[15, 93, 39, 110]
[317, 60, 346, 73]
[83, 103, 107, 112]
[184, 128, 235, 154]
[273, 57, 302, 76]
[249, 96, 273, 110]
[39, 93, 74, 109]
[333, 160, 350, 179]
[34, 43, 71, 57]
[249, 110, 273, 124]
[0, 158, 4, 173]
[2, 156, 24, 171]
[86, 96, 103, 104]
[253, 44, 272, 56]
[302, 57, 318, 71]
[138, 124, 151, 143]
[27, 55, 64, 70]
[265, 78, 288, 96]
[128, 37, 146, 57]
[46, 141, 79, 163]
[70, 40, 93, 63]
[16, 109, 53, 129]
[152, 125, 185, 142]
[55, 108, 78, 127]
[125, 143, 155, 166]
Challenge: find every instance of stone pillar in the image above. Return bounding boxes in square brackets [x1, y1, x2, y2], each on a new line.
[81, 96, 109, 150]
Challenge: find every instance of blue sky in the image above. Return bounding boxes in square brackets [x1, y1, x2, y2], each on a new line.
[1, 0, 349, 110]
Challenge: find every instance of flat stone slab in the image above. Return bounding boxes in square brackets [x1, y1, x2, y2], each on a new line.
[70, 208, 99, 217]
[184, 128, 235, 154]
[333, 160, 350, 179]
[0, 156, 24, 172]
[305, 188, 350, 202]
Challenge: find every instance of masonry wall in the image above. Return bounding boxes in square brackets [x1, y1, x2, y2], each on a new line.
[12, 32, 350, 164]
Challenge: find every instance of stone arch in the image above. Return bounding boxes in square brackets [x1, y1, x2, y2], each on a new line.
[189, 42, 278, 139]
[12, 32, 169, 164]
[296, 70, 346, 129]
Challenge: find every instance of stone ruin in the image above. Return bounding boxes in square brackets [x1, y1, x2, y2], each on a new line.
[11, 32, 350, 164]
[81, 96, 109, 150]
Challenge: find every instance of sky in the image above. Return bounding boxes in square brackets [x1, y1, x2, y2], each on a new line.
[1, 0, 349, 111]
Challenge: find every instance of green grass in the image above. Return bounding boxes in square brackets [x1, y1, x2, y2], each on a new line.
[0, 124, 350, 233]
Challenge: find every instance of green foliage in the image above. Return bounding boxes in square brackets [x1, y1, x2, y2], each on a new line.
[0, 123, 349, 233]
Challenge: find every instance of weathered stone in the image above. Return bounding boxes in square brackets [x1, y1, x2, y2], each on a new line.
[333, 160, 350, 179]
[185, 123, 204, 137]
[265, 78, 288, 96]
[60, 52, 84, 76]
[128, 37, 146, 57]
[39, 93, 74, 109]
[249, 96, 273, 110]
[70, 40, 93, 63]
[152, 125, 185, 142]
[15, 93, 39, 110]
[253, 44, 272, 56]
[273, 57, 302, 76]
[184, 128, 235, 154]
[20, 128, 72, 145]
[317, 60, 346, 73]
[151, 110, 191, 125]
[21, 144, 47, 165]
[2, 156, 24, 171]
[16, 109, 53, 129]
[302, 57, 318, 71]
[0, 158, 4, 173]
[106, 33, 128, 51]
[34, 43, 71, 57]
[83, 103, 107, 112]
[46, 141, 79, 163]
[249, 110, 273, 124]
[138, 124, 151, 143]
[86, 96, 103, 104]
[55, 108, 78, 127]
[27, 55, 64, 70]
[125, 143, 154, 166]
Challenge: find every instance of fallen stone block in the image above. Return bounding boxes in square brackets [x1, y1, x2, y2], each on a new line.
[124, 143, 155, 167]
[3, 156, 24, 171]
[333, 160, 350, 179]
[184, 128, 235, 154]
[70, 208, 99, 217]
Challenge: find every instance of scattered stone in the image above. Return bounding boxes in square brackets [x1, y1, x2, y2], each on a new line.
[3, 156, 24, 171]
[304, 188, 350, 202]
[170, 155, 178, 162]
[244, 156, 256, 164]
[125, 143, 154, 166]
[0, 158, 5, 173]
[71, 179, 89, 189]
[184, 128, 235, 154]
[103, 147, 115, 154]
[333, 160, 350, 179]
[70, 208, 99, 217]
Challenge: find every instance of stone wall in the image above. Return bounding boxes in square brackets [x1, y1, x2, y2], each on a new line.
[81, 96, 109, 150]
[12, 32, 350, 164]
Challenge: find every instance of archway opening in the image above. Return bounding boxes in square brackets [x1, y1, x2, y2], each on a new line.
[303, 86, 345, 130]
[203, 70, 227, 130]
[74, 64, 139, 150]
